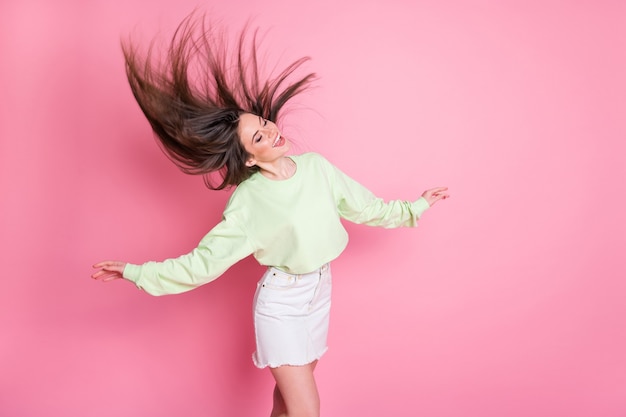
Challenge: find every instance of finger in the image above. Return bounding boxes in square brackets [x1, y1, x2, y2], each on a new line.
[103, 275, 121, 282]
[429, 186, 448, 193]
[428, 194, 450, 206]
[93, 272, 120, 281]
[92, 269, 121, 279]
[93, 261, 123, 268]
[91, 270, 110, 279]
[92, 268, 113, 278]
[93, 262, 125, 276]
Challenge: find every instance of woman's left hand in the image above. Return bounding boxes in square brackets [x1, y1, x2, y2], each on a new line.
[421, 187, 450, 207]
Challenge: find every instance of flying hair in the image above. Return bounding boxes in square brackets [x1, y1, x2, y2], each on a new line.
[121, 11, 316, 189]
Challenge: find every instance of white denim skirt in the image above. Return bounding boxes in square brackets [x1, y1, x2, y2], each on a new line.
[252, 263, 332, 369]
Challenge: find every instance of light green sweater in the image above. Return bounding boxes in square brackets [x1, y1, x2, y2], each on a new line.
[123, 153, 429, 295]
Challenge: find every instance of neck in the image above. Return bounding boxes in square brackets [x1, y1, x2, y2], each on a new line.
[258, 156, 296, 181]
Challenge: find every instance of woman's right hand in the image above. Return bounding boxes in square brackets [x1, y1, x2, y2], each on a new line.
[92, 261, 127, 282]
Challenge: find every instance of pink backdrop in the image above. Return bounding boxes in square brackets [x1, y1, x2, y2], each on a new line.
[1, 0, 625, 416]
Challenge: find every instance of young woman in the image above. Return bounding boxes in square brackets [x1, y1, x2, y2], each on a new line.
[92, 12, 449, 417]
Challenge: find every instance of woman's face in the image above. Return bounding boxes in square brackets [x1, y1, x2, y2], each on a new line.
[238, 113, 289, 167]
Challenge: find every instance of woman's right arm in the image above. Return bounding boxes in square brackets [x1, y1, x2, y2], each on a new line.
[91, 218, 254, 296]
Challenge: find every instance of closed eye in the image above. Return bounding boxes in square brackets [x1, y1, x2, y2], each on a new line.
[252, 116, 269, 143]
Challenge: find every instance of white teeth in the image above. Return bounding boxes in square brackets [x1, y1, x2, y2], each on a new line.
[272, 133, 281, 147]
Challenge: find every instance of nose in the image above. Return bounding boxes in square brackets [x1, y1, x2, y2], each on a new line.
[262, 127, 279, 139]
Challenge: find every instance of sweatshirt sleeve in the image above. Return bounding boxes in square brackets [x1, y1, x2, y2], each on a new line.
[122, 218, 254, 296]
[324, 157, 430, 228]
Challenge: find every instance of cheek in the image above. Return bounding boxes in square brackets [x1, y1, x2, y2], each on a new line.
[241, 138, 256, 156]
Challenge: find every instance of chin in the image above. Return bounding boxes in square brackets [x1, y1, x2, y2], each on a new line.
[277, 140, 291, 153]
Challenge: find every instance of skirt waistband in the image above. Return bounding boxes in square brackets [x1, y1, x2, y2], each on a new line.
[269, 263, 330, 278]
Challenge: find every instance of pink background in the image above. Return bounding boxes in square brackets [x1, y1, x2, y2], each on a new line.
[1, 0, 625, 416]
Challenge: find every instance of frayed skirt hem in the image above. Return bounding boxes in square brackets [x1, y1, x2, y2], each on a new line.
[252, 347, 328, 369]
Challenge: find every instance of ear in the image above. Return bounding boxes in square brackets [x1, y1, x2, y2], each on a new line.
[245, 156, 256, 167]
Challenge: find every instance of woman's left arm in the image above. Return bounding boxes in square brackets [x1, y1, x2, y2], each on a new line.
[326, 158, 449, 227]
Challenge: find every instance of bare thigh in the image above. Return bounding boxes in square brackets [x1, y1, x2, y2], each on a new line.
[270, 361, 319, 417]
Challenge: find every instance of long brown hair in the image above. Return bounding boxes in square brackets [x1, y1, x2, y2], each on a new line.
[122, 12, 316, 189]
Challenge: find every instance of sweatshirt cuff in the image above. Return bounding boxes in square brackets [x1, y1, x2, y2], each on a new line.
[122, 263, 141, 284]
[413, 197, 430, 219]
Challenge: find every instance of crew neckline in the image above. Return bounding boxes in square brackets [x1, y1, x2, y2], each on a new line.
[255, 156, 299, 183]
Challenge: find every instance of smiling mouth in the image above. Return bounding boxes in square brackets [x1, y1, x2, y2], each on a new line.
[272, 133, 282, 148]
